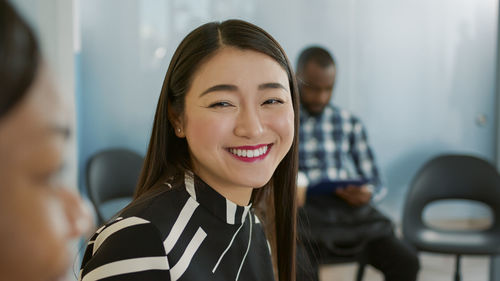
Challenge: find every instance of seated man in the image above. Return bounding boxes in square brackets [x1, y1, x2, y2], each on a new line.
[295, 46, 419, 281]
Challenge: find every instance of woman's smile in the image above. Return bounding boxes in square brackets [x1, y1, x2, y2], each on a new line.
[227, 143, 273, 162]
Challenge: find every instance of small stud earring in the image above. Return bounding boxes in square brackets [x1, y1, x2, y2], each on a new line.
[177, 128, 181, 133]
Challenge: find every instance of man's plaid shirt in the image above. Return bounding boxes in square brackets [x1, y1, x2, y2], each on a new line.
[298, 103, 385, 198]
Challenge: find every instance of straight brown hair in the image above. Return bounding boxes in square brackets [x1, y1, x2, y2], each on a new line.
[134, 19, 298, 281]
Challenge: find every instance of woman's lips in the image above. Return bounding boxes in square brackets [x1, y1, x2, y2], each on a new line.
[227, 144, 273, 162]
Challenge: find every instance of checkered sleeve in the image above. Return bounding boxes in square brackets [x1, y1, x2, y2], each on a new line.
[348, 117, 386, 199]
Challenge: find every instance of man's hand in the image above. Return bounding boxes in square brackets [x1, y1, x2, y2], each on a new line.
[335, 184, 372, 206]
[296, 186, 307, 207]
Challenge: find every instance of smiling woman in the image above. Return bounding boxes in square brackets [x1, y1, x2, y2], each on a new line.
[79, 19, 299, 281]
[179, 47, 294, 206]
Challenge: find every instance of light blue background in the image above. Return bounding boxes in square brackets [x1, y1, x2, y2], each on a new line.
[77, 0, 498, 222]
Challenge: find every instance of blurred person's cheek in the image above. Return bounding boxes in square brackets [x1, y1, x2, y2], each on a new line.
[0, 189, 68, 280]
[27, 188, 92, 281]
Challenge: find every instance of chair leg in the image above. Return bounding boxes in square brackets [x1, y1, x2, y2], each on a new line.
[489, 254, 500, 281]
[356, 262, 365, 281]
[454, 254, 461, 281]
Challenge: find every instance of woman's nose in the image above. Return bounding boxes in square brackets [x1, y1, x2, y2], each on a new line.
[58, 188, 93, 238]
[233, 107, 264, 138]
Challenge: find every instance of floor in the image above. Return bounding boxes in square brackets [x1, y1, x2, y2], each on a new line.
[320, 254, 489, 281]
[320, 219, 491, 281]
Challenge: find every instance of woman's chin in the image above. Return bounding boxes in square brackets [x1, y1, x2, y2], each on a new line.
[245, 177, 272, 190]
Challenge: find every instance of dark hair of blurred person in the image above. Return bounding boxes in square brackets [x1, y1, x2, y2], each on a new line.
[0, 1, 91, 280]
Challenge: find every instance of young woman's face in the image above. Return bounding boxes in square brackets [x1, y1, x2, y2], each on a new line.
[178, 47, 294, 205]
[0, 66, 90, 281]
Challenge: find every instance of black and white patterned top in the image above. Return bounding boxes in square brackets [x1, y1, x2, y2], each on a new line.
[79, 172, 275, 281]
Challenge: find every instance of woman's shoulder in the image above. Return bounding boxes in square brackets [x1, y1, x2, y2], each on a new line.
[80, 182, 190, 268]
[127, 184, 189, 222]
[80, 216, 170, 280]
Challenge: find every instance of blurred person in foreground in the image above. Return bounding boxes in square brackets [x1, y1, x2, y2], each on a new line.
[0, 1, 91, 280]
[295, 46, 419, 281]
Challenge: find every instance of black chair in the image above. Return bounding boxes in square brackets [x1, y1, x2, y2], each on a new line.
[86, 148, 144, 225]
[403, 154, 500, 281]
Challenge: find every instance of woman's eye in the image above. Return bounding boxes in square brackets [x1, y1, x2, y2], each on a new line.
[208, 101, 233, 108]
[263, 99, 284, 105]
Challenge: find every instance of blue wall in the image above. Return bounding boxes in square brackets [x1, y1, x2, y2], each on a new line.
[77, 0, 498, 222]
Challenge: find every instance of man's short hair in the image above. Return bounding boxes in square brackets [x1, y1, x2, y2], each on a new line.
[296, 46, 335, 74]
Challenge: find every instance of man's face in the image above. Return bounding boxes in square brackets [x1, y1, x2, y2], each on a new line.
[298, 61, 336, 115]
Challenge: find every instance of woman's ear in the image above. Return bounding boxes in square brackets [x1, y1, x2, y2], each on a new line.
[168, 103, 185, 138]
[175, 126, 185, 138]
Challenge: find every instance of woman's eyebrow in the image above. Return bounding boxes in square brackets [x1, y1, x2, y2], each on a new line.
[199, 82, 288, 97]
[199, 84, 237, 97]
[258, 82, 287, 91]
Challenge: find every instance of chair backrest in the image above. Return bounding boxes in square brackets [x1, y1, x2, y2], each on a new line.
[86, 148, 144, 223]
[402, 154, 500, 255]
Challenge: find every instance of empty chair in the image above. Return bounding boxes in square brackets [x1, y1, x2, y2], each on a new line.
[86, 148, 144, 225]
[403, 154, 500, 281]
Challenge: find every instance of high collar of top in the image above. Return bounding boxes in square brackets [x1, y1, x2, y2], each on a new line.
[183, 171, 252, 225]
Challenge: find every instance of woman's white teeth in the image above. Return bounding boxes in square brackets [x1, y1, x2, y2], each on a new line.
[230, 146, 268, 158]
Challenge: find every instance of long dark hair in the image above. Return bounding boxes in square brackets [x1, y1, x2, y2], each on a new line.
[135, 19, 298, 281]
[0, 0, 40, 118]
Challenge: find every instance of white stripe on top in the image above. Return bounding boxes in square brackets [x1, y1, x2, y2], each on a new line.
[81, 257, 170, 281]
[226, 199, 237, 224]
[163, 197, 199, 255]
[93, 217, 149, 255]
[241, 205, 251, 223]
[235, 212, 252, 281]
[185, 171, 196, 200]
[170, 227, 207, 281]
[212, 219, 246, 273]
[95, 217, 123, 235]
[254, 214, 261, 224]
